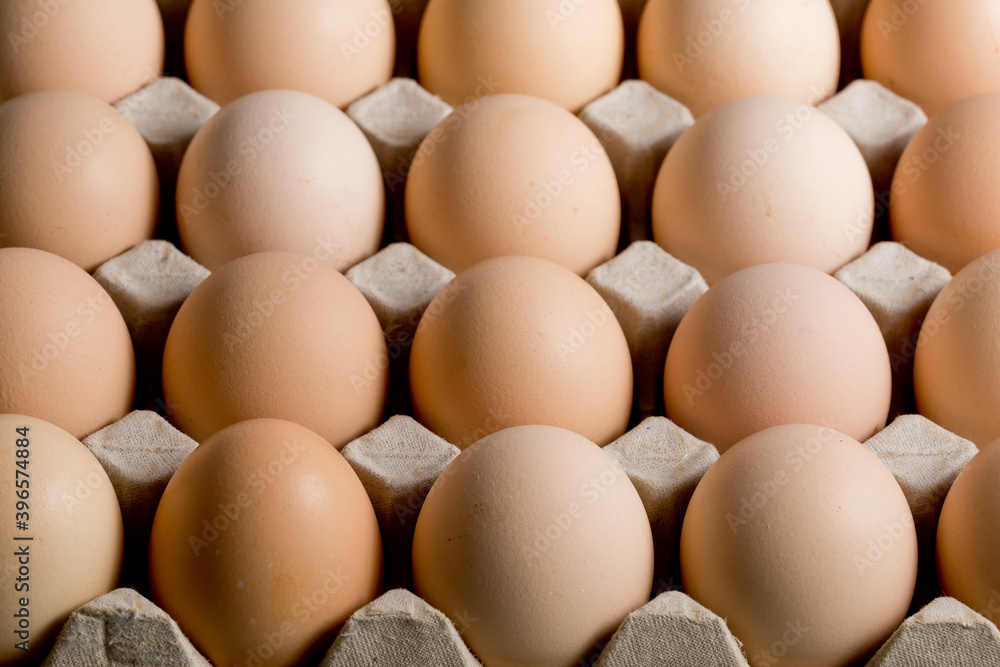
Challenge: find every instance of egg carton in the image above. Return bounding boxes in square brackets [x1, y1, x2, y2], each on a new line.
[32, 1, 1000, 664]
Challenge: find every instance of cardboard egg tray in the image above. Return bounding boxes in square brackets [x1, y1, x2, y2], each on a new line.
[27, 1, 1000, 664]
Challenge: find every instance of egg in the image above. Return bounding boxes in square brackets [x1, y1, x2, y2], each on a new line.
[0, 248, 136, 440]
[665, 263, 891, 453]
[683, 424, 916, 666]
[405, 94, 621, 276]
[889, 93, 1000, 274]
[913, 249, 1000, 448]
[637, 0, 840, 117]
[0, 0, 163, 104]
[412, 425, 654, 667]
[417, 0, 624, 112]
[410, 256, 633, 449]
[937, 437, 1000, 624]
[176, 89, 384, 273]
[149, 418, 383, 667]
[862, 0, 1000, 118]
[162, 252, 388, 448]
[0, 91, 159, 272]
[185, 0, 395, 108]
[0, 414, 123, 666]
[651, 96, 874, 285]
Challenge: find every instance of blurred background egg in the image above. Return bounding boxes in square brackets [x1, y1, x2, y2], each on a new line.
[0, 0, 163, 104]
[0, 91, 159, 272]
[412, 425, 653, 667]
[681, 423, 917, 666]
[0, 414, 123, 666]
[637, 0, 840, 117]
[665, 263, 892, 452]
[409, 256, 633, 449]
[162, 251, 388, 448]
[937, 436, 1000, 624]
[862, 0, 1000, 118]
[914, 249, 1000, 448]
[0, 248, 136, 440]
[176, 89, 384, 273]
[149, 418, 383, 667]
[651, 96, 874, 285]
[185, 0, 395, 108]
[418, 0, 624, 112]
[889, 93, 1000, 274]
[405, 94, 620, 276]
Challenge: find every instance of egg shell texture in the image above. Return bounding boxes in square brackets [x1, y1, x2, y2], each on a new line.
[664, 263, 892, 452]
[176, 89, 384, 273]
[0, 414, 124, 666]
[914, 249, 1000, 448]
[890, 93, 1000, 275]
[417, 0, 624, 112]
[680, 423, 918, 667]
[412, 425, 654, 667]
[0, 90, 159, 272]
[149, 418, 383, 667]
[405, 93, 621, 276]
[0, 0, 163, 103]
[0, 248, 136, 440]
[409, 256, 633, 449]
[161, 251, 388, 448]
[185, 0, 395, 108]
[651, 96, 874, 286]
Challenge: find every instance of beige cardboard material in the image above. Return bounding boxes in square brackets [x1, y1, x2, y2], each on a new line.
[605, 417, 718, 587]
[865, 414, 979, 609]
[347, 78, 453, 242]
[42, 588, 210, 667]
[587, 241, 707, 418]
[819, 79, 927, 199]
[346, 243, 455, 415]
[342, 416, 460, 589]
[82, 411, 199, 589]
[836, 242, 951, 418]
[93, 240, 210, 409]
[322, 589, 482, 666]
[580, 81, 694, 243]
[595, 592, 750, 667]
[115, 77, 220, 183]
[867, 597, 1000, 666]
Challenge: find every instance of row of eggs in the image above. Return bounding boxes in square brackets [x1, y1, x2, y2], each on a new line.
[2, 0, 998, 118]
[5, 403, 1000, 667]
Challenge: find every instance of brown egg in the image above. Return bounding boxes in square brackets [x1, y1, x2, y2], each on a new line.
[862, 0, 1000, 118]
[176, 89, 384, 273]
[418, 0, 623, 112]
[681, 424, 917, 666]
[890, 93, 1000, 274]
[412, 425, 654, 667]
[162, 251, 388, 448]
[0, 91, 159, 272]
[913, 249, 1000, 448]
[185, 0, 395, 108]
[652, 96, 874, 286]
[937, 437, 1000, 624]
[410, 256, 633, 449]
[0, 414, 124, 666]
[0, 0, 163, 103]
[637, 0, 840, 117]
[0, 248, 136, 440]
[665, 263, 891, 453]
[149, 418, 383, 667]
[405, 94, 620, 276]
